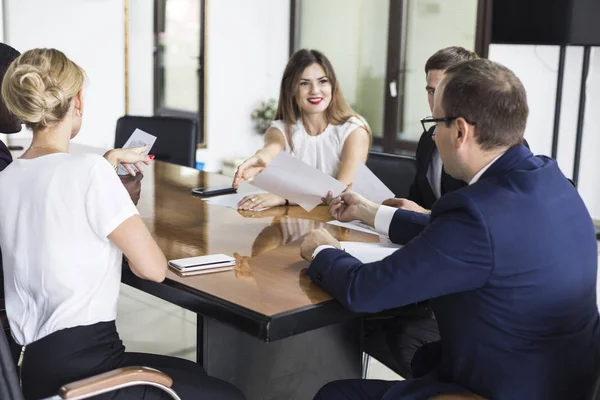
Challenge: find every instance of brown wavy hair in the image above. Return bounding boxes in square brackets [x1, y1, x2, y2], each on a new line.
[275, 49, 369, 151]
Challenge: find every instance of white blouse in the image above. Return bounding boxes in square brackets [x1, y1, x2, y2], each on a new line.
[0, 153, 138, 345]
[270, 116, 366, 177]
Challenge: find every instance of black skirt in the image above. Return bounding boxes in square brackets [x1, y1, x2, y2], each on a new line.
[10, 320, 244, 400]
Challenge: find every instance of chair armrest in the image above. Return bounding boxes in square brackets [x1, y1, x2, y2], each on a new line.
[59, 366, 173, 399]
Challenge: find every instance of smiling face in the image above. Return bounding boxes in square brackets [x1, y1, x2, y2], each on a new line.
[296, 63, 332, 116]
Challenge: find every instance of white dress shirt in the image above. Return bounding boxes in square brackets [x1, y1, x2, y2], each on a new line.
[312, 152, 505, 259]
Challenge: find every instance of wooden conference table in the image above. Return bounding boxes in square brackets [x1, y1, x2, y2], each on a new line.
[5, 139, 379, 398]
[122, 160, 381, 399]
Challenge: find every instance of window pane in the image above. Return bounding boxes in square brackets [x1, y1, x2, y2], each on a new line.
[158, 0, 201, 113]
[297, 0, 389, 138]
[401, 0, 478, 142]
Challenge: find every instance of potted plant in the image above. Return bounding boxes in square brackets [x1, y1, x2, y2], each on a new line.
[251, 98, 277, 134]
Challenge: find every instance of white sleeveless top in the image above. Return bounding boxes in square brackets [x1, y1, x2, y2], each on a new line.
[0, 153, 138, 345]
[270, 116, 366, 177]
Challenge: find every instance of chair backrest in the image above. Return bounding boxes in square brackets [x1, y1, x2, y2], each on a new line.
[115, 116, 198, 168]
[0, 320, 23, 400]
[365, 151, 417, 198]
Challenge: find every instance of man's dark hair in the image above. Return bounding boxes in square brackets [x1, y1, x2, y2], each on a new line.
[442, 59, 528, 150]
[0, 42, 21, 133]
[425, 46, 479, 74]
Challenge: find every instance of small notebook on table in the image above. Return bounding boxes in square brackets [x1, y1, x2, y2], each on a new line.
[168, 254, 235, 277]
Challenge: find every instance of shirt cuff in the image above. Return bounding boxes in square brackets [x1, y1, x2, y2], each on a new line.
[312, 245, 336, 259]
[374, 205, 396, 236]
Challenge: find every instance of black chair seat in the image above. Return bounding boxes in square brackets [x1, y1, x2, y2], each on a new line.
[365, 151, 417, 198]
[0, 319, 23, 400]
[115, 115, 198, 168]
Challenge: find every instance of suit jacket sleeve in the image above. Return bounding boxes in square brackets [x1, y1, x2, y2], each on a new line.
[307, 193, 493, 313]
[387, 208, 430, 245]
[0, 140, 12, 172]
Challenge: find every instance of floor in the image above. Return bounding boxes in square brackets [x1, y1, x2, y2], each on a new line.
[116, 240, 600, 384]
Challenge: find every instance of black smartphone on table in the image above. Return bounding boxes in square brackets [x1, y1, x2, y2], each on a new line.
[191, 186, 237, 197]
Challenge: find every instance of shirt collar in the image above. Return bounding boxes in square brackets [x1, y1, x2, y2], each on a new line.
[469, 152, 506, 185]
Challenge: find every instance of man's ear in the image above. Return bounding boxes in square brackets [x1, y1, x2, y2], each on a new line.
[454, 117, 472, 146]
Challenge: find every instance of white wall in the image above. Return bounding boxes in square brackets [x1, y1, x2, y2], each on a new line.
[197, 0, 290, 171]
[489, 45, 600, 220]
[4, 0, 125, 150]
[128, 0, 154, 116]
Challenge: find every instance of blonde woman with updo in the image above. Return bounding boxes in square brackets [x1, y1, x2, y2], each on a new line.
[0, 48, 245, 400]
[233, 49, 371, 211]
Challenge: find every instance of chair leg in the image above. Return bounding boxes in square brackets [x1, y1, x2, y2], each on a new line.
[362, 353, 371, 379]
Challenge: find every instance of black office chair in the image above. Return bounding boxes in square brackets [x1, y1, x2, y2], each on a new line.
[0, 319, 181, 400]
[365, 151, 417, 198]
[114, 116, 198, 168]
[361, 151, 418, 378]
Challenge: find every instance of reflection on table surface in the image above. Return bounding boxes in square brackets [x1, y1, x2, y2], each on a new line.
[143, 161, 378, 317]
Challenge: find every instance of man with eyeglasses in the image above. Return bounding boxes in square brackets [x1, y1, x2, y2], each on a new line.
[385, 47, 479, 215]
[302, 59, 599, 400]
[361, 47, 480, 381]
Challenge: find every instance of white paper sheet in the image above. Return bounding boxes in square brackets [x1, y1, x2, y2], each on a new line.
[340, 241, 402, 263]
[352, 163, 395, 204]
[327, 219, 379, 236]
[249, 152, 347, 211]
[116, 129, 157, 175]
[202, 191, 268, 211]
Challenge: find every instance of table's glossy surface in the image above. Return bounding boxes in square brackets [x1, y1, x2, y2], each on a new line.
[139, 161, 377, 318]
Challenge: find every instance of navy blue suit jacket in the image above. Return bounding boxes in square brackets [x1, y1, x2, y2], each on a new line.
[308, 145, 600, 399]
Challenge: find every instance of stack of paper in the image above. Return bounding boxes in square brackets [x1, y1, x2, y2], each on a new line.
[168, 254, 235, 277]
[249, 152, 347, 211]
[340, 241, 402, 263]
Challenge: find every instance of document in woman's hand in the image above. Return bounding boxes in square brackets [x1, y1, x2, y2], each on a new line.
[117, 128, 157, 175]
[249, 152, 346, 211]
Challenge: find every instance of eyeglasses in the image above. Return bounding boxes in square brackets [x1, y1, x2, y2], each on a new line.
[420, 116, 476, 136]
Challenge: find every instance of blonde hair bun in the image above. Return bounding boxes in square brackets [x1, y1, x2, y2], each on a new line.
[1, 48, 86, 131]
